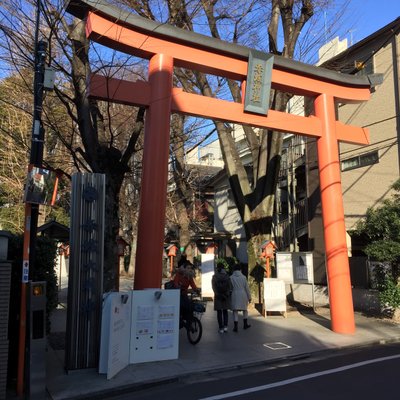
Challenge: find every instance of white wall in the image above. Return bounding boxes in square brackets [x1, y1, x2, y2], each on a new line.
[214, 179, 248, 263]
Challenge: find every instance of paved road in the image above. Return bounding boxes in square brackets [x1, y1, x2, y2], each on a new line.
[106, 343, 400, 400]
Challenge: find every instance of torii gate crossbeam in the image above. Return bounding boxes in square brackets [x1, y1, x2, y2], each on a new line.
[67, 0, 373, 334]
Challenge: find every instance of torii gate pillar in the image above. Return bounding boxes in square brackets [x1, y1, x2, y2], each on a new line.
[134, 54, 173, 290]
[315, 94, 355, 333]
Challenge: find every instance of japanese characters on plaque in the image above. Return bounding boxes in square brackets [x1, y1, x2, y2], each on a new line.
[80, 184, 101, 316]
[244, 50, 274, 115]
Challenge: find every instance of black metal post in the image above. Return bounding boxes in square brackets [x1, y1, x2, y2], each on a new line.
[29, 39, 47, 281]
[17, 14, 47, 399]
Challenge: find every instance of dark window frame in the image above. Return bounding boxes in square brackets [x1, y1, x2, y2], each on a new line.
[341, 150, 379, 172]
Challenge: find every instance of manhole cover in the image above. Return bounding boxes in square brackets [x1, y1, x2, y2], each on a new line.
[263, 342, 292, 350]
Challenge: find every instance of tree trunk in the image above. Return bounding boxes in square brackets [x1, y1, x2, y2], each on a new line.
[170, 113, 195, 261]
[127, 237, 136, 278]
[69, 20, 142, 292]
[176, 199, 192, 259]
[103, 175, 123, 291]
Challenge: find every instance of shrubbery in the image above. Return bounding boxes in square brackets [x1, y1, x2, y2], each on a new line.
[355, 179, 400, 314]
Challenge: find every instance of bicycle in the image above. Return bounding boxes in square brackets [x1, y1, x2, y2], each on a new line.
[180, 292, 206, 345]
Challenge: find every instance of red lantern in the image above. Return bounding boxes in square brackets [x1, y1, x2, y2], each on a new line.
[260, 240, 277, 259]
[260, 240, 277, 278]
[167, 245, 178, 257]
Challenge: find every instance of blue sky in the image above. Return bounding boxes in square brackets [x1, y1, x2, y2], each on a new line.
[347, 0, 400, 43]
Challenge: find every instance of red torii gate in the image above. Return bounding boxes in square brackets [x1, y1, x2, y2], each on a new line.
[67, 0, 373, 334]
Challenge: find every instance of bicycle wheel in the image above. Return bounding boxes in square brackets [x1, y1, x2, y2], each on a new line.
[186, 316, 202, 345]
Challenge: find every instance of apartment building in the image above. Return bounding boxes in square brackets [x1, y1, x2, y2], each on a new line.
[334, 18, 400, 232]
[305, 17, 400, 284]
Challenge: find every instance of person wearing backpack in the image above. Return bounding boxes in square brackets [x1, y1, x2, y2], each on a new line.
[230, 263, 252, 332]
[212, 262, 233, 333]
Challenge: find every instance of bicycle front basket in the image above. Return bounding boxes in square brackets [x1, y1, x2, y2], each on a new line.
[193, 301, 206, 313]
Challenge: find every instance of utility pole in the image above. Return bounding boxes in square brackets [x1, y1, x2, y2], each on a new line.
[16, 1, 47, 392]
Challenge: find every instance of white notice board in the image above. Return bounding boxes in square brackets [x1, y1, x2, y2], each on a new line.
[276, 252, 294, 283]
[99, 292, 132, 379]
[276, 252, 314, 284]
[130, 289, 180, 364]
[293, 252, 314, 284]
[263, 278, 287, 316]
[276, 252, 315, 310]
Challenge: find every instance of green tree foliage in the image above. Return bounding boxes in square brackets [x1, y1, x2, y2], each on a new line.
[355, 178, 400, 267]
[0, 75, 32, 233]
[0, 68, 71, 233]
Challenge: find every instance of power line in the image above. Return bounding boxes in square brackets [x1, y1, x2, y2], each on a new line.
[340, 136, 398, 156]
[362, 115, 397, 128]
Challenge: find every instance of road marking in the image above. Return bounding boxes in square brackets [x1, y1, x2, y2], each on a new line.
[199, 353, 400, 400]
[263, 342, 292, 350]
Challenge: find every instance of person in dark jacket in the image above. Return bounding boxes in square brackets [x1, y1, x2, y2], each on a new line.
[212, 262, 232, 333]
[230, 263, 251, 332]
[173, 261, 199, 321]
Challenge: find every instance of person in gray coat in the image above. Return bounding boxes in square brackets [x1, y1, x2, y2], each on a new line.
[230, 263, 251, 332]
[212, 262, 233, 333]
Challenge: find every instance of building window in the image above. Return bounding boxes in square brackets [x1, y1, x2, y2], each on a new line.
[341, 150, 379, 171]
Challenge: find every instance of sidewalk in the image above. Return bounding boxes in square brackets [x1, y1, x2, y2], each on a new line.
[43, 279, 400, 399]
